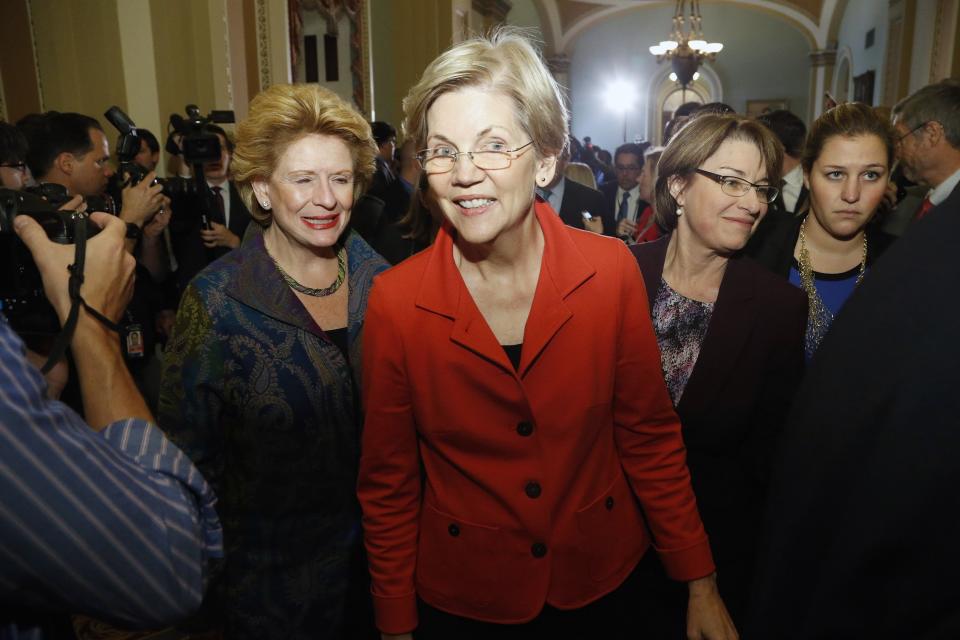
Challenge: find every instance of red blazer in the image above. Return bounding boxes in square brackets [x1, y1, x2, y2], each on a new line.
[358, 202, 714, 635]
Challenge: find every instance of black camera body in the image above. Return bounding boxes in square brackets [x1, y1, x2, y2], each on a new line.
[0, 188, 98, 335]
[104, 106, 198, 198]
[25, 182, 115, 216]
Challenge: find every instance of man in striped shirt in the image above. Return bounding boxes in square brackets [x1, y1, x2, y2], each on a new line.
[1, 211, 222, 639]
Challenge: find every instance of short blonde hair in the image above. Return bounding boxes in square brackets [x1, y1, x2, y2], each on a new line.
[655, 114, 783, 231]
[402, 27, 568, 159]
[232, 84, 377, 226]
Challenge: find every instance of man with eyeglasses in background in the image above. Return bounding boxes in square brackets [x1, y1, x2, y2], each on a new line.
[0, 122, 32, 190]
[889, 80, 960, 231]
[599, 142, 650, 241]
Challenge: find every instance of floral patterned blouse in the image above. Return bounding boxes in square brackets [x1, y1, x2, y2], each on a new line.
[651, 278, 715, 406]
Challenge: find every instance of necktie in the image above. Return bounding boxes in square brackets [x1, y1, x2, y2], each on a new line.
[618, 191, 631, 221]
[211, 186, 226, 225]
[915, 196, 934, 221]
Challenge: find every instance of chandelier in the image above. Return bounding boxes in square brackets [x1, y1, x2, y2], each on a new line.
[648, 0, 723, 88]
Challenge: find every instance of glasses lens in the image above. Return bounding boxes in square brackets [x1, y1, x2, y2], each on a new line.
[421, 154, 454, 172]
[472, 151, 510, 170]
[720, 178, 750, 197]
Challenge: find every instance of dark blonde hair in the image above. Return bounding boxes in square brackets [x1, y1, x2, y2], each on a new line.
[232, 84, 377, 226]
[801, 102, 896, 173]
[655, 114, 783, 231]
[402, 27, 568, 159]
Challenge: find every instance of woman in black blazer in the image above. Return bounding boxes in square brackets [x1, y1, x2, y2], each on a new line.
[748, 103, 897, 360]
[630, 114, 807, 634]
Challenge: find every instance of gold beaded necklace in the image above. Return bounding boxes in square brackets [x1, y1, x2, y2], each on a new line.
[797, 215, 867, 355]
[271, 245, 347, 297]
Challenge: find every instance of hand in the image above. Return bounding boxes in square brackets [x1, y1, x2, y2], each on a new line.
[583, 215, 603, 234]
[25, 349, 69, 399]
[616, 217, 638, 238]
[58, 194, 84, 212]
[200, 221, 240, 249]
[119, 172, 164, 228]
[14, 211, 136, 326]
[686, 574, 738, 640]
[143, 195, 172, 238]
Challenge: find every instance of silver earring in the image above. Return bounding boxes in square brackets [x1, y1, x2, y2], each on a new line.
[676, 205, 684, 216]
[259, 199, 271, 210]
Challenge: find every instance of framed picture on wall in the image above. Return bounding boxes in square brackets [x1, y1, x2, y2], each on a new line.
[746, 99, 789, 118]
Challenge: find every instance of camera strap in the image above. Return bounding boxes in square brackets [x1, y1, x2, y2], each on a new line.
[39, 215, 122, 374]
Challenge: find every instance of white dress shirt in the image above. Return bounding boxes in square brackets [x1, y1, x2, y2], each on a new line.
[781, 164, 804, 213]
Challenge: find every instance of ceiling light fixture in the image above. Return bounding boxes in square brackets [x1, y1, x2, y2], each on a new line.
[649, 0, 723, 88]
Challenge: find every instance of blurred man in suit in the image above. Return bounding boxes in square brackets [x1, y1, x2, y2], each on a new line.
[538, 143, 611, 235]
[599, 143, 648, 240]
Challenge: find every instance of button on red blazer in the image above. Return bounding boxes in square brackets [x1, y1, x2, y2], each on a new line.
[358, 202, 714, 635]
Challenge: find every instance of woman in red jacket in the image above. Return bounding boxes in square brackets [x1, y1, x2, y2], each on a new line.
[358, 28, 736, 640]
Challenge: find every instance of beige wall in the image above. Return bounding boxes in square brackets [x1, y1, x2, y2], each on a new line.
[0, 0, 42, 122]
[370, 0, 454, 132]
[151, 0, 219, 133]
[30, 0, 128, 129]
[4, 0, 255, 171]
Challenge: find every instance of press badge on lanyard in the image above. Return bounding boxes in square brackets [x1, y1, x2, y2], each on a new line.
[123, 323, 144, 359]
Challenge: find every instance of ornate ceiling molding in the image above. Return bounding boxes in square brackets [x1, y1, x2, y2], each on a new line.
[536, 0, 841, 54]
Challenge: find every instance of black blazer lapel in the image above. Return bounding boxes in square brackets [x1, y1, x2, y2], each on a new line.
[678, 254, 759, 414]
[630, 235, 670, 309]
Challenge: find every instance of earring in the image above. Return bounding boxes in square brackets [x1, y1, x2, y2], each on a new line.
[676, 205, 684, 216]
[259, 199, 271, 210]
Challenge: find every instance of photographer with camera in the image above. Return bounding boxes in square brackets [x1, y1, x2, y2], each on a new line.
[17, 112, 166, 239]
[1, 209, 222, 639]
[17, 112, 171, 409]
[167, 124, 251, 292]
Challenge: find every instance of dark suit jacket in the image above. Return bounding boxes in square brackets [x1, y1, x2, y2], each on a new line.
[359, 203, 715, 634]
[744, 185, 808, 256]
[746, 212, 897, 278]
[747, 182, 960, 639]
[631, 236, 807, 625]
[556, 178, 613, 235]
[599, 180, 648, 232]
[169, 181, 252, 293]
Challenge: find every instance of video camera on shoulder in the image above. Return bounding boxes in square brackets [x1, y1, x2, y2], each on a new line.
[0, 188, 99, 334]
[167, 104, 235, 165]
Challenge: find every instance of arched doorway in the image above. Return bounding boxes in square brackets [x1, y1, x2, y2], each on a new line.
[833, 51, 852, 102]
[648, 64, 721, 144]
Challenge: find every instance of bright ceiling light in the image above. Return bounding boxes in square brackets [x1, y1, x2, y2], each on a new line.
[604, 79, 638, 112]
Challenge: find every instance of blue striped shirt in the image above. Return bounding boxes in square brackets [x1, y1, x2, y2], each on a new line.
[0, 316, 223, 639]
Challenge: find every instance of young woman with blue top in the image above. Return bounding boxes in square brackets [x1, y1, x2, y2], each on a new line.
[750, 102, 897, 358]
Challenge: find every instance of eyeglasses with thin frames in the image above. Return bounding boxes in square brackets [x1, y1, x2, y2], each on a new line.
[896, 121, 929, 145]
[417, 141, 534, 173]
[0, 162, 27, 173]
[694, 169, 779, 204]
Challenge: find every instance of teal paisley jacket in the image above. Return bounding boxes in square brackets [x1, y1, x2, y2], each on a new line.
[158, 230, 389, 639]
